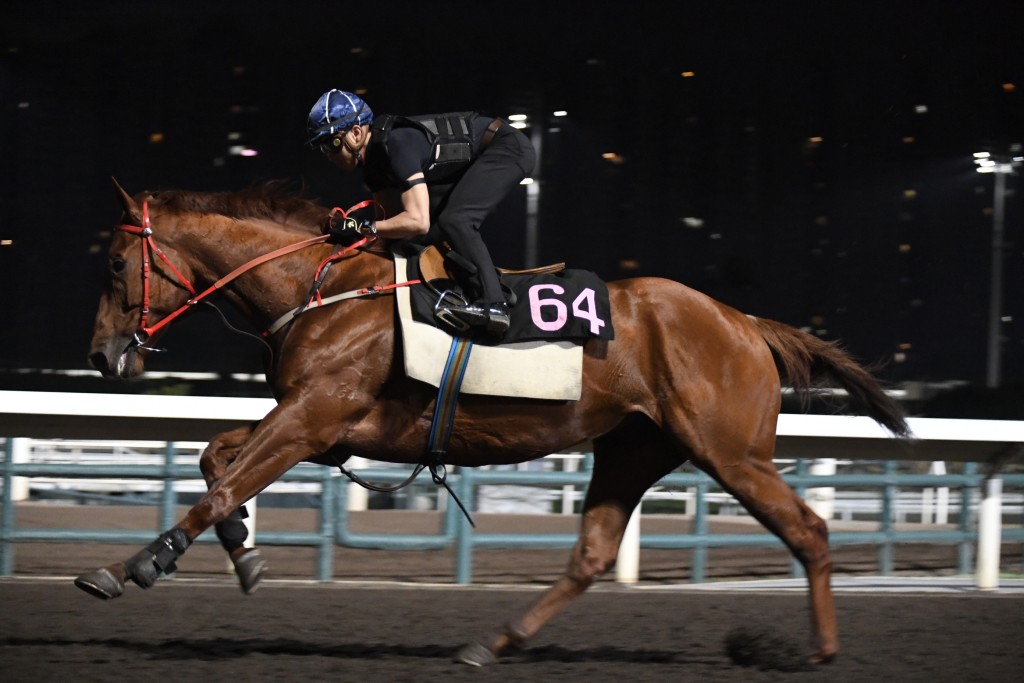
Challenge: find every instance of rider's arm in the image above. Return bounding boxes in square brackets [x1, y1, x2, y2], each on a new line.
[372, 174, 430, 238]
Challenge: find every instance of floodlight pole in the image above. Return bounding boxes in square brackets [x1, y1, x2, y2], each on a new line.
[986, 167, 1007, 389]
[525, 118, 543, 268]
[975, 149, 1018, 389]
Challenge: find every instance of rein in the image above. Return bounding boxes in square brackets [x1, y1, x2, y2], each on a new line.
[114, 200, 404, 347]
[116, 200, 334, 346]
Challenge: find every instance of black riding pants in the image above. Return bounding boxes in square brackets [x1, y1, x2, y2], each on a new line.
[434, 125, 536, 304]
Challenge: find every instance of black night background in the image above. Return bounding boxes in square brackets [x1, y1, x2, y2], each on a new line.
[1, 1, 1022, 415]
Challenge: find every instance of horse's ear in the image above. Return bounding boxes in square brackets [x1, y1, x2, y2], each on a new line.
[112, 176, 142, 225]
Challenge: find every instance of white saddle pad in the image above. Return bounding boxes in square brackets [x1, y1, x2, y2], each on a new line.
[395, 252, 583, 400]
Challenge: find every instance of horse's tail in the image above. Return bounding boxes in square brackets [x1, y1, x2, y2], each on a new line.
[751, 316, 911, 437]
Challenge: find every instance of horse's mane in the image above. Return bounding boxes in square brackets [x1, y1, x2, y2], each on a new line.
[148, 181, 326, 229]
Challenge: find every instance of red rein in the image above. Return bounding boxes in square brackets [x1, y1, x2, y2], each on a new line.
[114, 200, 376, 343]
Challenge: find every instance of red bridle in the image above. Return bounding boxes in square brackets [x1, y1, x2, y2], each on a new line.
[114, 200, 375, 346]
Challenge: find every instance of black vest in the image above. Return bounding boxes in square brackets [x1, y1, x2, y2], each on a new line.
[371, 112, 479, 184]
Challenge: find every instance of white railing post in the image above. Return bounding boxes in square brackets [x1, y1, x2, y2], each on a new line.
[933, 462, 949, 525]
[347, 457, 369, 511]
[11, 438, 30, 502]
[806, 458, 836, 520]
[922, 461, 949, 524]
[561, 454, 579, 515]
[976, 476, 1003, 591]
[616, 505, 641, 583]
[243, 497, 257, 548]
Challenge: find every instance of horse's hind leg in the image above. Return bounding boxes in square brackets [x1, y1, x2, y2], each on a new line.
[698, 450, 838, 664]
[200, 423, 267, 594]
[457, 416, 681, 665]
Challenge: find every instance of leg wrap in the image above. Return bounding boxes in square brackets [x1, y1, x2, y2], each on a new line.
[146, 527, 192, 574]
[127, 527, 192, 589]
[215, 509, 249, 553]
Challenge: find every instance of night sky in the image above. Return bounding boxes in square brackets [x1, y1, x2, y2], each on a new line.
[1, 1, 1022, 388]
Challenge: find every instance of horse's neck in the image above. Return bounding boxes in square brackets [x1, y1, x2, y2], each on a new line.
[178, 215, 387, 328]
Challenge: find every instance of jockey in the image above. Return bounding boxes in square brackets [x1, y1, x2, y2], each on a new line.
[305, 89, 536, 338]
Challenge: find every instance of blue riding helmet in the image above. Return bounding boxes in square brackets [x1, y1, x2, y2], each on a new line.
[305, 90, 374, 146]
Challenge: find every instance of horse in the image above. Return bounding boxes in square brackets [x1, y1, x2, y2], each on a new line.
[79, 179, 910, 666]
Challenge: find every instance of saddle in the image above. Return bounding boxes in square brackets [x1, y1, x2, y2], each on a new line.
[408, 244, 614, 344]
[417, 243, 566, 284]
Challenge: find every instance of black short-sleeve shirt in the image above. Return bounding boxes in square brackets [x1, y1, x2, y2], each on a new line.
[364, 115, 495, 193]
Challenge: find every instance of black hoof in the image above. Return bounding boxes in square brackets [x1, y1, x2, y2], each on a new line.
[233, 549, 267, 595]
[74, 567, 125, 600]
[454, 642, 498, 667]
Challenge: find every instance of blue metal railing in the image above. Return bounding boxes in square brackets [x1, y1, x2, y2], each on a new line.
[2, 439, 1023, 582]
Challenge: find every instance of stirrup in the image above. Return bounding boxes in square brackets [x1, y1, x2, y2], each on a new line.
[434, 290, 473, 332]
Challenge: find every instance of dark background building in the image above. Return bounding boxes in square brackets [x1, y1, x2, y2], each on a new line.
[1, 1, 1022, 409]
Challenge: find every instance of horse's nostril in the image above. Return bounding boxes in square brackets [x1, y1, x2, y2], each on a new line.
[89, 352, 110, 373]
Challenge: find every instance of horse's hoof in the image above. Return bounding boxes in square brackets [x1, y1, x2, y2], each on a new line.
[233, 549, 267, 595]
[454, 642, 498, 667]
[74, 567, 125, 600]
[809, 649, 838, 665]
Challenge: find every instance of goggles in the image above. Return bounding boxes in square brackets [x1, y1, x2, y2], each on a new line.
[318, 134, 345, 156]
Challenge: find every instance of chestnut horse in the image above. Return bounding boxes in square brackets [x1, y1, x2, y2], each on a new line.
[79, 180, 909, 666]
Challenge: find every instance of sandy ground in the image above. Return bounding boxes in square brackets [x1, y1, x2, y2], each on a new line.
[2, 504, 1023, 681]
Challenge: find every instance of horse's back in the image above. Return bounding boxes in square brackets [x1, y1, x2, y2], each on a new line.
[606, 276, 765, 351]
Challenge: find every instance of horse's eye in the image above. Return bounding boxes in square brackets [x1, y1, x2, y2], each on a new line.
[110, 258, 127, 274]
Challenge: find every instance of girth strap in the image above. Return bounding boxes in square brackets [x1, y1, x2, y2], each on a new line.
[426, 336, 474, 463]
[336, 336, 476, 526]
[422, 336, 476, 526]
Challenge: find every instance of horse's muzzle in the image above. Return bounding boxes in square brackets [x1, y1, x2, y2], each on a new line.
[88, 340, 142, 379]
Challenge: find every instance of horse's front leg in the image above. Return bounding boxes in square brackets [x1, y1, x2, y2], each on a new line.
[74, 403, 330, 599]
[199, 423, 267, 595]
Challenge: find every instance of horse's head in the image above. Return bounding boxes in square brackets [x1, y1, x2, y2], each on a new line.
[88, 179, 196, 378]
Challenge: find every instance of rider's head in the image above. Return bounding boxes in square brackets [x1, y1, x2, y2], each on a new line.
[305, 89, 374, 156]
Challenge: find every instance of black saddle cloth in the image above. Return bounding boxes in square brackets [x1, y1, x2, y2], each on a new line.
[404, 246, 615, 343]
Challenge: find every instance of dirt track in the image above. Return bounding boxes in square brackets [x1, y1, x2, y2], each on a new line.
[2, 579, 1022, 682]
[2, 504, 1023, 681]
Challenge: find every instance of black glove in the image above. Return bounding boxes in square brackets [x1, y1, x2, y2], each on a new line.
[324, 211, 376, 245]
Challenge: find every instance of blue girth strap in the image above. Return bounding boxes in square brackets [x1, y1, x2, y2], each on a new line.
[427, 336, 474, 458]
[425, 336, 475, 526]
